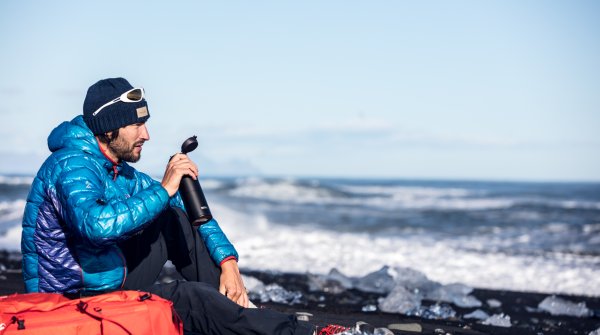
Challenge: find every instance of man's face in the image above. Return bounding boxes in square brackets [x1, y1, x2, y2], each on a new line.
[108, 123, 150, 163]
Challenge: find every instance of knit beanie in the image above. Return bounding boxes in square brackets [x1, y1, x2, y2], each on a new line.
[83, 77, 150, 135]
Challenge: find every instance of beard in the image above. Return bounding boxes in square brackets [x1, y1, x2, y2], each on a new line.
[108, 136, 144, 163]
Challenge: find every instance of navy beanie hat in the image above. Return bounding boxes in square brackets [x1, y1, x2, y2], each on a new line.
[83, 77, 150, 135]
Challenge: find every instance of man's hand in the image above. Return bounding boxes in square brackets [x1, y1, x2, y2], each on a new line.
[161, 153, 199, 197]
[219, 259, 249, 308]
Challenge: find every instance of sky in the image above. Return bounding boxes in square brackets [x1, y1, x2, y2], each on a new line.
[0, 1, 598, 181]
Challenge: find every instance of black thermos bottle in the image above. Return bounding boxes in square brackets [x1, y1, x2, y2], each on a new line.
[177, 136, 213, 226]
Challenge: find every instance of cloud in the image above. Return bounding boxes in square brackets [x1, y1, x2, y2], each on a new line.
[0, 86, 23, 97]
[204, 116, 395, 141]
[137, 149, 262, 178]
[313, 116, 395, 134]
[202, 116, 524, 151]
[389, 130, 521, 149]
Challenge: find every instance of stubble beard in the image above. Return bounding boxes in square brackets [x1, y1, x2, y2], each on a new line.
[109, 136, 144, 163]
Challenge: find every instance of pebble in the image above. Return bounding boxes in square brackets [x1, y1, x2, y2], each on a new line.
[387, 323, 422, 333]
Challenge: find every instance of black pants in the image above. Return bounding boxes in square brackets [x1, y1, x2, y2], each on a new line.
[119, 207, 313, 335]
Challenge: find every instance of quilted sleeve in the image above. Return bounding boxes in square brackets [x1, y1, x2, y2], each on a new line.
[197, 218, 239, 265]
[55, 157, 170, 247]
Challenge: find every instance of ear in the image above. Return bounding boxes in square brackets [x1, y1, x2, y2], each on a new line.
[106, 128, 120, 141]
[95, 131, 115, 145]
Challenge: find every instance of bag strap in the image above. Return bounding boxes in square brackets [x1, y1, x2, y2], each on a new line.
[0, 316, 26, 334]
[76, 301, 133, 335]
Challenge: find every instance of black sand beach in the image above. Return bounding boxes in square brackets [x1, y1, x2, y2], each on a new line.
[1, 250, 599, 335]
[245, 270, 600, 335]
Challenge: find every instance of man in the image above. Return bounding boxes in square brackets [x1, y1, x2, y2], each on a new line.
[21, 77, 316, 335]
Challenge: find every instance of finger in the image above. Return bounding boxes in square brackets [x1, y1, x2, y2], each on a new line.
[169, 157, 199, 177]
[238, 292, 249, 308]
[240, 283, 249, 307]
[190, 160, 198, 172]
[183, 166, 198, 180]
[189, 165, 199, 179]
[169, 153, 187, 162]
[219, 283, 227, 297]
[180, 159, 199, 178]
[227, 285, 242, 302]
[169, 159, 196, 173]
[184, 165, 199, 179]
[166, 160, 187, 172]
[169, 157, 192, 167]
[171, 164, 196, 176]
[169, 163, 197, 178]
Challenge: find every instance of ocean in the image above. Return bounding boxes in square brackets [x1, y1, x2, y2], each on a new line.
[1, 175, 599, 297]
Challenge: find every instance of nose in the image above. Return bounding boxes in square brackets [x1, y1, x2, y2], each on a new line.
[140, 123, 150, 141]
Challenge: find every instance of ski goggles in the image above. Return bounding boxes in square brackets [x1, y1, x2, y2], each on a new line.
[92, 88, 145, 116]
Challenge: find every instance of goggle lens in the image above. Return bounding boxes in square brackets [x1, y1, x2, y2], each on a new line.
[126, 88, 144, 101]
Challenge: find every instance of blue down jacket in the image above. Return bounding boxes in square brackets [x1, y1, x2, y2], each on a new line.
[22, 116, 238, 293]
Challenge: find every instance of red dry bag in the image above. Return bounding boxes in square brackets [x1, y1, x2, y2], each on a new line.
[0, 290, 183, 335]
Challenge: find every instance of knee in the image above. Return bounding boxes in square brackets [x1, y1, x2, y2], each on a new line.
[171, 281, 228, 309]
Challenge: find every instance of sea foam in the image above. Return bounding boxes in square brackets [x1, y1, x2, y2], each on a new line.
[211, 201, 600, 297]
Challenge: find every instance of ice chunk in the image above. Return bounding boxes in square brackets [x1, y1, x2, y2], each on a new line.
[426, 283, 472, 300]
[589, 327, 600, 335]
[241, 275, 264, 293]
[452, 295, 482, 308]
[525, 306, 541, 313]
[309, 268, 356, 294]
[362, 304, 377, 312]
[352, 266, 440, 295]
[425, 283, 481, 308]
[307, 272, 347, 294]
[378, 281, 461, 320]
[249, 283, 303, 305]
[481, 313, 511, 328]
[373, 328, 394, 335]
[389, 266, 440, 292]
[306, 273, 324, 292]
[538, 295, 592, 318]
[414, 303, 456, 320]
[486, 299, 502, 308]
[354, 266, 396, 294]
[327, 268, 354, 289]
[464, 309, 490, 320]
[378, 285, 422, 314]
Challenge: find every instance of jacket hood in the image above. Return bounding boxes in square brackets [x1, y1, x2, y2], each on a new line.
[48, 115, 102, 157]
